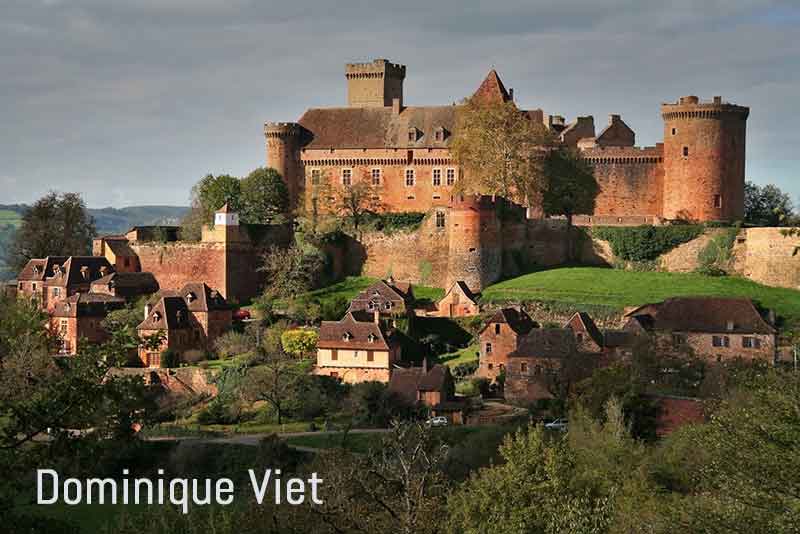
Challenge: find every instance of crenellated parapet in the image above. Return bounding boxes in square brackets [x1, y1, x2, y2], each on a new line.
[661, 96, 750, 121]
[264, 122, 303, 139]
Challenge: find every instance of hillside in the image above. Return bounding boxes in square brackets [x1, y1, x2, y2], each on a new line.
[0, 204, 188, 280]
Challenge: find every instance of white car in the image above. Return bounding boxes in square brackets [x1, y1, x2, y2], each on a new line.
[544, 418, 568, 432]
[426, 416, 449, 427]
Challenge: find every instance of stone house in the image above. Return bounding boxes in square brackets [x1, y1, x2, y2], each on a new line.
[16, 256, 68, 308]
[90, 271, 159, 301]
[388, 363, 465, 424]
[623, 297, 777, 363]
[504, 328, 583, 404]
[437, 280, 479, 318]
[563, 312, 604, 354]
[92, 236, 141, 273]
[315, 311, 402, 383]
[137, 283, 232, 367]
[42, 256, 114, 313]
[49, 293, 126, 355]
[347, 277, 414, 318]
[476, 307, 537, 381]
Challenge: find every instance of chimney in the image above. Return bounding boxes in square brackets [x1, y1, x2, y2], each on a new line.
[726, 320, 735, 332]
[373, 310, 380, 324]
[392, 97, 402, 115]
[767, 309, 776, 325]
[713, 96, 722, 104]
[509, 88, 514, 101]
[144, 303, 151, 320]
[609, 114, 621, 125]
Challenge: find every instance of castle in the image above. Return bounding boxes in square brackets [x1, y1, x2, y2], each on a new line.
[265, 58, 749, 224]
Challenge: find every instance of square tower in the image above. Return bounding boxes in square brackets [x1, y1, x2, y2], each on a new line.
[345, 58, 406, 108]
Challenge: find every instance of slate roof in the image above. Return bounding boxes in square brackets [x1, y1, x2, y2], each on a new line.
[105, 239, 137, 258]
[18, 256, 68, 281]
[508, 328, 577, 359]
[138, 295, 191, 331]
[388, 364, 452, 403]
[91, 272, 159, 294]
[178, 282, 230, 312]
[318, 312, 394, 350]
[348, 279, 414, 314]
[624, 297, 776, 335]
[46, 257, 114, 288]
[481, 307, 537, 336]
[51, 292, 126, 318]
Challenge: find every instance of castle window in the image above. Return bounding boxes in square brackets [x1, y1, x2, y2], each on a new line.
[446, 168, 456, 186]
[432, 168, 442, 187]
[682, 146, 689, 157]
[434, 127, 447, 142]
[436, 211, 446, 228]
[371, 168, 381, 185]
[341, 168, 352, 186]
[405, 169, 415, 187]
[495, 323, 501, 335]
[671, 127, 677, 135]
[713, 194, 722, 208]
[521, 362, 528, 373]
[311, 169, 321, 185]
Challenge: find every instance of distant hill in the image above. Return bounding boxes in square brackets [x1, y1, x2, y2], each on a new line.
[0, 204, 188, 280]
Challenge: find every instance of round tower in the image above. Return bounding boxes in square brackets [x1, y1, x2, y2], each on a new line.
[264, 122, 303, 210]
[445, 195, 502, 293]
[661, 96, 749, 222]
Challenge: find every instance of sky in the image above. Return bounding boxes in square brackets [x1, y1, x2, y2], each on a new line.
[1, 0, 799, 208]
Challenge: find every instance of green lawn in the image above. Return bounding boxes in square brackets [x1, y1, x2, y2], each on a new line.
[482, 267, 800, 327]
[438, 343, 480, 368]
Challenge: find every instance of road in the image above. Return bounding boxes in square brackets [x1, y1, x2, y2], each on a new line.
[142, 427, 393, 449]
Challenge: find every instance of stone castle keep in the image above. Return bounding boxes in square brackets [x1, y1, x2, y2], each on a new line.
[265, 58, 749, 224]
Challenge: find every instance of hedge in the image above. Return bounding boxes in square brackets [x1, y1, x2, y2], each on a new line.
[592, 224, 704, 262]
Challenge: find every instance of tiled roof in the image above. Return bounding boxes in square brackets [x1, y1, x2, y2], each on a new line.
[472, 69, 512, 103]
[624, 297, 775, 335]
[348, 279, 413, 314]
[18, 256, 68, 281]
[51, 292, 126, 318]
[318, 312, 393, 350]
[105, 239, 137, 258]
[565, 312, 603, 347]
[508, 328, 577, 359]
[91, 272, 159, 293]
[178, 282, 230, 312]
[298, 105, 458, 150]
[388, 364, 451, 402]
[442, 280, 479, 304]
[482, 307, 537, 336]
[46, 257, 114, 287]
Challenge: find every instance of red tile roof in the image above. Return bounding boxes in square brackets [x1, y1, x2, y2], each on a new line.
[318, 312, 395, 350]
[45, 257, 114, 288]
[51, 293, 126, 318]
[18, 256, 68, 281]
[472, 69, 512, 104]
[508, 328, 577, 359]
[481, 307, 537, 336]
[625, 297, 775, 335]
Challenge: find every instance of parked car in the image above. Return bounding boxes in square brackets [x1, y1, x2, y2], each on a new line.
[544, 418, 568, 432]
[233, 309, 251, 321]
[426, 416, 449, 427]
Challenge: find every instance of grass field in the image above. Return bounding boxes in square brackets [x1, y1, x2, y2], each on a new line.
[286, 276, 444, 308]
[481, 267, 800, 327]
[438, 343, 480, 367]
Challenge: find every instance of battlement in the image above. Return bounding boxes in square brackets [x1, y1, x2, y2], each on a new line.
[448, 194, 503, 211]
[661, 96, 749, 120]
[264, 122, 302, 138]
[345, 58, 406, 80]
[580, 144, 664, 164]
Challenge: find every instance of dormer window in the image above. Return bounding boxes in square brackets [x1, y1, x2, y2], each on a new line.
[33, 266, 40, 275]
[176, 310, 184, 322]
[408, 127, 419, 143]
[342, 332, 353, 342]
[434, 127, 448, 142]
[186, 292, 196, 303]
[368, 301, 376, 310]
[153, 311, 162, 322]
[80, 266, 90, 281]
[367, 333, 377, 343]
[384, 302, 392, 310]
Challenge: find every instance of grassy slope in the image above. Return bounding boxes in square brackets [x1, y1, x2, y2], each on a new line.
[285, 276, 444, 308]
[438, 343, 480, 367]
[482, 267, 800, 326]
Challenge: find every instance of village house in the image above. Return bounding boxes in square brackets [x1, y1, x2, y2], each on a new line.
[90, 271, 159, 301]
[476, 307, 537, 381]
[136, 283, 232, 367]
[49, 293, 126, 355]
[504, 328, 584, 404]
[315, 311, 403, 383]
[16, 256, 68, 307]
[42, 256, 115, 313]
[92, 235, 141, 273]
[436, 280, 480, 318]
[347, 277, 415, 318]
[623, 297, 777, 363]
[388, 363, 465, 424]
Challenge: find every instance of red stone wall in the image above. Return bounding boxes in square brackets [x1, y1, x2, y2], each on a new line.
[581, 146, 664, 217]
[131, 242, 226, 298]
[476, 322, 522, 381]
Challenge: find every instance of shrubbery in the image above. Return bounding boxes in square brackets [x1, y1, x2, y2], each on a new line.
[213, 331, 254, 359]
[360, 211, 426, 234]
[593, 224, 704, 262]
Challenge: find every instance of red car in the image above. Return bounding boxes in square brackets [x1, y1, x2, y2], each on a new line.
[233, 309, 251, 321]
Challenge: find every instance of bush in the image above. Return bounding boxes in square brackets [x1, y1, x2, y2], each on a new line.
[471, 377, 491, 397]
[696, 226, 739, 276]
[196, 400, 235, 425]
[360, 211, 426, 234]
[214, 331, 254, 359]
[281, 329, 319, 358]
[161, 349, 180, 369]
[592, 224, 704, 262]
[452, 360, 479, 379]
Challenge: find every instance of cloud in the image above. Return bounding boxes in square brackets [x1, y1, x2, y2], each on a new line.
[1, 0, 799, 206]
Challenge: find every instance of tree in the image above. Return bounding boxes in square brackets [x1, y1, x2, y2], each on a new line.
[241, 327, 302, 425]
[280, 328, 319, 359]
[744, 181, 794, 226]
[450, 97, 553, 207]
[258, 244, 324, 299]
[240, 167, 290, 224]
[182, 174, 242, 239]
[9, 192, 96, 271]
[323, 176, 383, 233]
[542, 149, 599, 258]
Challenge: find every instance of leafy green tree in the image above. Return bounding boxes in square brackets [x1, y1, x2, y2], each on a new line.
[744, 181, 794, 226]
[280, 328, 319, 359]
[181, 174, 242, 239]
[451, 97, 553, 207]
[9, 192, 96, 271]
[240, 167, 289, 224]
